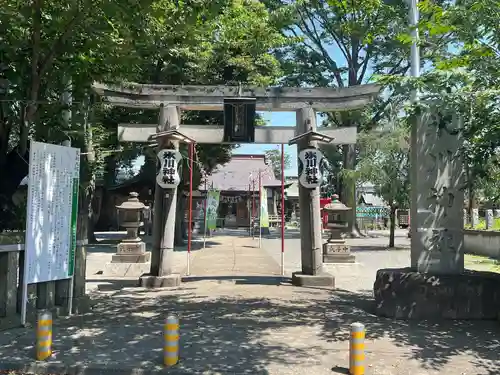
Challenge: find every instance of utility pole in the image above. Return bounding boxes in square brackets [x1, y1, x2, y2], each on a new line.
[409, 0, 421, 268]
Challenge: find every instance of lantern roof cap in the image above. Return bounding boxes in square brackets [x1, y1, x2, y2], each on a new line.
[116, 192, 145, 210]
[323, 194, 350, 212]
[288, 130, 335, 146]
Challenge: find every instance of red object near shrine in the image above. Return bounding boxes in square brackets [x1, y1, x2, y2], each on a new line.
[320, 198, 332, 229]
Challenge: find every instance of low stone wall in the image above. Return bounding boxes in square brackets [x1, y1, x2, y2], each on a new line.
[464, 230, 500, 259]
[0, 242, 90, 329]
[374, 268, 500, 319]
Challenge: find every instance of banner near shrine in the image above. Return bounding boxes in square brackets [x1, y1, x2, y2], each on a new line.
[24, 141, 80, 284]
[206, 189, 221, 230]
[260, 187, 269, 228]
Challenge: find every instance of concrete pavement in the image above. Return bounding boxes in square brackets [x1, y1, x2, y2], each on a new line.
[0, 230, 498, 375]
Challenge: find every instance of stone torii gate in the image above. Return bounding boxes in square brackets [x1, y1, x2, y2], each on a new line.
[92, 83, 380, 288]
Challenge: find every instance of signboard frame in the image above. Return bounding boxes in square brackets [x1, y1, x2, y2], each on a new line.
[20, 141, 80, 326]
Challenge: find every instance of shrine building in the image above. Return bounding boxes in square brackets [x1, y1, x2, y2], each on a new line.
[194, 154, 291, 228]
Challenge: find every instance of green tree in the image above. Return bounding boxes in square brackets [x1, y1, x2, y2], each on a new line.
[263, 0, 409, 235]
[355, 118, 410, 247]
[377, 0, 500, 215]
[0, 0, 291, 245]
[263, 0, 452, 236]
[265, 148, 291, 179]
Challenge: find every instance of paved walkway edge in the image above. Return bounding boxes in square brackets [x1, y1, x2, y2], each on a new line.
[0, 361, 196, 375]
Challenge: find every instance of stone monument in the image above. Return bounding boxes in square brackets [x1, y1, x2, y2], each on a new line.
[104, 192, 151, 277]
[373, 106, 500, 320]
[471, 208, 479, 228]
[486, 209, 494, 229]
[322, 195, 355, 264]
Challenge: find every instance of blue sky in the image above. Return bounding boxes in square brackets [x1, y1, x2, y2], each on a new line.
[234, 111, 326, 177]
[234, 111, 298, 175]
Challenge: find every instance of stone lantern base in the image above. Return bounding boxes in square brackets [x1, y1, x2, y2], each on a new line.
[112, 241, 149, 263]
[323, 239, 355, 263]
[103, 239, 151, 277]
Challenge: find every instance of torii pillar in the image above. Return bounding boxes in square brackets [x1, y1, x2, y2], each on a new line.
[140, 105, 182, 287]
[291, 107, 333, 287]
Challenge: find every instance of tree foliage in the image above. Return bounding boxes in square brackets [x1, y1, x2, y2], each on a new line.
[355, 116, 410, 246]
[0, 0, 291, 237]
[265, 148, 291, 179]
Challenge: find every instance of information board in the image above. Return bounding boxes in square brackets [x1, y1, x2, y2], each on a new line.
[24, 141, 80, 284]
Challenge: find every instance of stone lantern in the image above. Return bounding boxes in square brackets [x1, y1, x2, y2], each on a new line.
[322, 194, 355, 263]
[112, 192, 150, 264]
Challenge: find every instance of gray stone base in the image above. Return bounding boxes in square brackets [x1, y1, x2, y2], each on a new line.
[111, 252, 151, 263]
[116, 241, 146, 255]
[139, 273, 181, 288]
[291, 271, 335, 288]
[323, 253, 356, 264]
[322, 242, 354, 263]
[374, 268, 500, 319]
[103, 262, 151, 277]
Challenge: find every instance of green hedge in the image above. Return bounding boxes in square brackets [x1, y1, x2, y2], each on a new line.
[465, 218, 500, 231]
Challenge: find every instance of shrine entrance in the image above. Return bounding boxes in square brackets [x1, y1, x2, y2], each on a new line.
[92, 82, 380, 287]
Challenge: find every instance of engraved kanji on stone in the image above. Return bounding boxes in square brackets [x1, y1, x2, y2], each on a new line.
[428, 228, 455, 253]
[428, 186, 455, 217]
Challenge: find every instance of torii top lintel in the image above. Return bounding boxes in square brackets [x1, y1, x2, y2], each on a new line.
[92, 82, 380, 112]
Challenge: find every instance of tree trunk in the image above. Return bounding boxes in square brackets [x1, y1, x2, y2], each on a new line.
[389, 205, 397, 248]
[342, 144, 361, 237]
[87, 204, 97, 243]
[95, 156, 118, 231]
[73, 181, 94, 303]
[174, 192, 186, 246]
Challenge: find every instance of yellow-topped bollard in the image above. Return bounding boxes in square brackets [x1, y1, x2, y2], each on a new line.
[36, 310, 52, 360]
[164, 315, 179, 367]
[349, 322, 365, 375]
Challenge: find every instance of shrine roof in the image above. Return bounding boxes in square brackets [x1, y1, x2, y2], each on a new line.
[200, 154, 284, 192]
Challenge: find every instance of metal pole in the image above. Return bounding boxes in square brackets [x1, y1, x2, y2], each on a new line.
[62, 139, 76, 317]
[248, 183, 251, 236]
[203, 176, 208, 249]
[280, 144, 285, 276]
[409, 0, 420, 265]
[252, 178, 256, 239]
[187, 143, 194, 276]
[259, 170, 262, 248]
[409, 0, 420, 83]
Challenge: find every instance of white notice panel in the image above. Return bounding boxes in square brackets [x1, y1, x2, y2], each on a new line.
[24, 141, 80, 284]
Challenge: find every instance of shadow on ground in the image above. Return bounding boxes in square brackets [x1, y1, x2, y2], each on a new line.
[87, 238, 221, 256]
[182, 275, 290, 285]
[350, 245, 409, 252]
[324, 288, 500, 375]
[0, 281, 498, 374]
